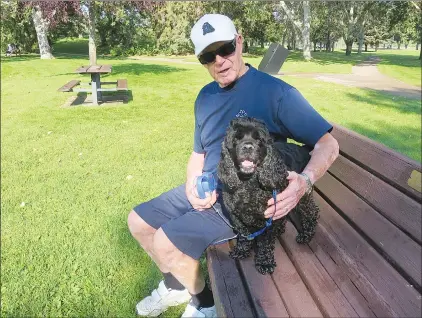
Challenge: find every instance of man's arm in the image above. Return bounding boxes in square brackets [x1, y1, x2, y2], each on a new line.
[186, 151, 217, 211]
[265, 133, 339, 220]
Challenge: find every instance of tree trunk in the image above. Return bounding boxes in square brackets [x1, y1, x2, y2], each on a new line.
[281, 30, 287, 47]
[260, 40, 264, 48]
[357, 28, 364, 54]
[313, 41, 317, 52]
[345, 41, 353, 55]
[302, 1, 312, 60]
[87, 0, 97, 66]
[244, 41, 249, 53]
[331, 42, 335, 52]
[326, 31, 331, 52]
[397, 42, 401, 50]
[365, 43, 368, 52]
[419, 47, 421, 60]
[279, 1, 311, 59]
[31, 5, 53, 59]
[416, 43, 419, 50]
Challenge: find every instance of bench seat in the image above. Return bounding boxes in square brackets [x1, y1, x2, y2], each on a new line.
[58, 80, 80, 92]
[207, 123, 421, 317]
[117, 79, 128, 91]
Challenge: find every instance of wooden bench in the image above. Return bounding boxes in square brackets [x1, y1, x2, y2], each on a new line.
[57, 80, 80, 92]
[207, 123, 421, 317]
[117, 79, 128, 91]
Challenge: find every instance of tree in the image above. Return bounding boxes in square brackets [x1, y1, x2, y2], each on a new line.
[1, 1, 37, 53]
[26, 1, 81, 59]
[335, 2, 374, 56]
[310, 1, 341, 52]
[279, 1, 312, 60]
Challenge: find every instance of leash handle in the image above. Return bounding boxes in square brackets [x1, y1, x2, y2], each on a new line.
[196, 173, 217, 199]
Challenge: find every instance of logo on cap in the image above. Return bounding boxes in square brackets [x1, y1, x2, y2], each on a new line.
[202, 22, 215, 35]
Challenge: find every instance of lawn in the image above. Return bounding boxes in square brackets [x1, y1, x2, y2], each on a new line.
[375, 49, 421, 87]
[1, 53, 420, 317]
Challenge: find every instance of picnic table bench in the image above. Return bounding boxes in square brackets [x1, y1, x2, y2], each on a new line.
[57, 65, 128, 105]
[207, 123, 421, 317]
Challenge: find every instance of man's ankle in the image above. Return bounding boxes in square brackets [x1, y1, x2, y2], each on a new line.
[162, 272, 186, 291]
[190, 283, 214, 308]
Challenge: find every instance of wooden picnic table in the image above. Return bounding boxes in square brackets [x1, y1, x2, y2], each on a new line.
[75, 64, 112, 105]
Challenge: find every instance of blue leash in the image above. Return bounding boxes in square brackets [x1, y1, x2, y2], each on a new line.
[196, 172, 278, 240]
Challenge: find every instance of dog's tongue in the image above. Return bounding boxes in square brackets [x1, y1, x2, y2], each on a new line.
[241, 160, 254, 168]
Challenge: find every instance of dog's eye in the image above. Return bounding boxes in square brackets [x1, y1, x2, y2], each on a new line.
[252, 131, 260, 140]
[235, 131, 244, 140]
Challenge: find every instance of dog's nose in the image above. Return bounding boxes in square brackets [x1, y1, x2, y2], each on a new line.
[241, 143, 254, 151]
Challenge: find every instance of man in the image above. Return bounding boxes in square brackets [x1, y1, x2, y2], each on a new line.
[128, 14, 339, 318]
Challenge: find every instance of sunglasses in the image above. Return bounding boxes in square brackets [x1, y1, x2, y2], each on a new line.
[198, 38, 237, 65]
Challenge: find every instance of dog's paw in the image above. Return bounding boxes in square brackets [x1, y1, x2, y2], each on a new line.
[229, 248, 251, 260]
[255, 262, 276, 275]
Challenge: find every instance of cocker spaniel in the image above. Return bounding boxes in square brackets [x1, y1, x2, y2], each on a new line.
[217, 117, 320, 274]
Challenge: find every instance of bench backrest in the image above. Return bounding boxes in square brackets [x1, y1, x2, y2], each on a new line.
[315, 123, 421, 301]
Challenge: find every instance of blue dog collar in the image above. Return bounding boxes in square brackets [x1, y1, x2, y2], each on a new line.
[243, 189, 277, 240]
[196, 173, 217, 199]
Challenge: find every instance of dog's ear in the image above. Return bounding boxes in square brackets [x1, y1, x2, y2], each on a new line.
[217, 131, 242, 190]
[254, 119, 273, 146]
[256, 145, 289, 190]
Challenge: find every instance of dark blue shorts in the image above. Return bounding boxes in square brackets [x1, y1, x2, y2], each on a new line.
[133, 185, 237, 260]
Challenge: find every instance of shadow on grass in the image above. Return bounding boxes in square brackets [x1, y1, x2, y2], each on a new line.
[111, 63, 187, 76]
[0, 54, 41, 63]
[286, 50, 369, 66]
[345, 121, 421, 162]
[52, 63, 186, 78]
[345, 89, 421, 115]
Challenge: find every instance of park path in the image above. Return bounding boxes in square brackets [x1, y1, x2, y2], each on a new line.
[130, 55, 421, 100]
[280, 56, 421, 100]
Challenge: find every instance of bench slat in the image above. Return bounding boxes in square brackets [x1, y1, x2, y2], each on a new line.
[271, 240, 323, 317]
[237, 251, 289, 317]
[117, 79, 128, 91]
[331, 123, 421, 201]
[329, 155, 421, 244]
[308, 234, 377, 317]
[314, 193, 422, 317]
[315, 173, 422, 289]
[58, 80, 80, 92]
[280, 222, 359, 317]
[206, 243, 254, 318]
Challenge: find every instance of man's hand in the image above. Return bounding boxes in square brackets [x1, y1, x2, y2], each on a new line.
[186, 176, 217, 211]
[264, 171, 307, 220]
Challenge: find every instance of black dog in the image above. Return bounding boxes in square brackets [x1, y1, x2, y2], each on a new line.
[217, 117, 320, 274]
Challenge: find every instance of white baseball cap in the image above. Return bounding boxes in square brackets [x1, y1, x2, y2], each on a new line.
[190, 14, 238, 56]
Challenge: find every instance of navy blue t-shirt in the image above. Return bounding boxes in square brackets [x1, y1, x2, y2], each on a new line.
[193, 64, 332, 177]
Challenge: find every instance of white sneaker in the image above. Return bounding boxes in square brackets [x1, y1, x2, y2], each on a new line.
[181, 302, 217, 318]
[136, 280, 191, 317]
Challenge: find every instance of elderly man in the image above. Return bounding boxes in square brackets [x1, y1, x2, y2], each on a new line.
[128, 14, 339, 318]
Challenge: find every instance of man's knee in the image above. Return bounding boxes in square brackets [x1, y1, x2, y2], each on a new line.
[127, 210, 156, 241]
[153, 228, 188, 267]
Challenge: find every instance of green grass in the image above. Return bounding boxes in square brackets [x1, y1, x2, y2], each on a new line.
[375, 49, 421, 87]
[1, 53, 420, 317]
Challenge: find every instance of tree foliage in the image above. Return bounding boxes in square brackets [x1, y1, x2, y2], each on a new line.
[1, 0, 420, 58]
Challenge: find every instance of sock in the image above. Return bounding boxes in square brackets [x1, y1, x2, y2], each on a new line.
[162, 272, 185, 291]
[190, 283, 214, 308]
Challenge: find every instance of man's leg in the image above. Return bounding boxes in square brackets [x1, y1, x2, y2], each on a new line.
[128, 186, 235, 317]
[127, 210, 170, 273]
[153, 228, 206, 294]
